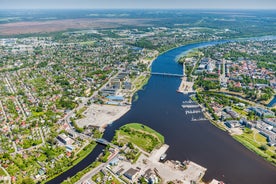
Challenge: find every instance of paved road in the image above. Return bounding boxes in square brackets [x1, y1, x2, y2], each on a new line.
[75, 149, 119, 184]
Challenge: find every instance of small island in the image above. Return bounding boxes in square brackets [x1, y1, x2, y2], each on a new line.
[113, 123, 164, 153]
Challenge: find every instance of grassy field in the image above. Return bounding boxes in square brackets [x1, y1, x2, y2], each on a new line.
[114, 123, 164, 153]
[133, 74, 150, 91]
[233, 130, 276, 166]
[232, 106, 248, 116]
[0, 167, 7, 176]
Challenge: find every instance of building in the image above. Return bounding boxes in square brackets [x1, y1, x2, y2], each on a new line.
[110, 79, 121, 89]
[248, 107, 274, 117]
[124, 168, 139, 181]
[259, 129, 276, 146]
[124, 81, 132, 90]
[207, 62, 215, 72]
[224, 107, 239, 119]
[101, 88, 118, 96]
[66, 145, 75, 152]
[240, 118, 253, 129]
[57, 133, 74, 145]
[107, 95, 124, 102]
[144, 169, 159, 184]
[224, 120, 240, 128]
[263, 118, 276, 127]
[109, 157, 119, 166]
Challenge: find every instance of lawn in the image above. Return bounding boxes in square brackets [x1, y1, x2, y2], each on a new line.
[133, 75, 150, 91]
[114, 123, 164, 153]
[233, 129, 276, 165]
[232, 106, 248, 116]
[0, 167, 7, 176]
[124, 123, 164, 143]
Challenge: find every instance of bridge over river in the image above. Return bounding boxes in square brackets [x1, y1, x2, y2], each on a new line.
[150, 72, 184, 77]
[149, 62, 185, 77]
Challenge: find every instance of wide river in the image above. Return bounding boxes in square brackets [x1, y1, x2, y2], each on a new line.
[48, 39, 276, 184]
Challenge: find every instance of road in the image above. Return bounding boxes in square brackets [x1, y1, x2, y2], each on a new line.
[0, 100, 8, 121]
[4, 76, 27, 119]
[75, 149, 120, 184]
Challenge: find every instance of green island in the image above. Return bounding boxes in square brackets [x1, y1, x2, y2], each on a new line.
[113, 123, 164, 153]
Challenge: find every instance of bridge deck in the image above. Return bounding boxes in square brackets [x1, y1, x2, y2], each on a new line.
[150, 72, 184, 77]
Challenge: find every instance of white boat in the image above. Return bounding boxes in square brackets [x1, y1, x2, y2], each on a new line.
[160, 153, 167, 161]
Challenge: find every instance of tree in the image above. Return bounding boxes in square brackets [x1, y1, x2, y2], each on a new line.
[128, 142, 134, 149]
[259, 144, 268, 151]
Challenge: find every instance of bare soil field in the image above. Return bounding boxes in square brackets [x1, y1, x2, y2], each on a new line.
[0, 18, 152, 35]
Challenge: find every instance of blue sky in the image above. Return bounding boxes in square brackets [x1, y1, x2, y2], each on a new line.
[1, 0, 276, 9]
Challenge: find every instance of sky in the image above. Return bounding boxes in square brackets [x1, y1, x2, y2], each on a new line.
[1, 0, 276, 10]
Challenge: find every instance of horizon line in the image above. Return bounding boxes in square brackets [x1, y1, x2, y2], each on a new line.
[1, 8, 276, 11]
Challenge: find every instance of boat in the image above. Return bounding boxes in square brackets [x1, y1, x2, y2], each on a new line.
[160, 153, 167, 161]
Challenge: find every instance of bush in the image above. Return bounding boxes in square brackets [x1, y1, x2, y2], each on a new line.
[259, 144, 268, 151]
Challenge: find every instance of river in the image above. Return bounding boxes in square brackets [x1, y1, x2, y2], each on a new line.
[47, 39, 276, 184]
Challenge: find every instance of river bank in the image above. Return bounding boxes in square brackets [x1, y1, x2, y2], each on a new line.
[47, 37, 276, 184]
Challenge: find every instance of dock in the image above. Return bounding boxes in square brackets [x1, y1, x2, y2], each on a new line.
[182, 104, 200, 108]
[182, 100, 200, 108]
[191, 117, 208, 122]
[149, 144, 169, 162]
[178, 77, 194, 94]
[182, 100, 193, 104]
[185, 110, 202, 114]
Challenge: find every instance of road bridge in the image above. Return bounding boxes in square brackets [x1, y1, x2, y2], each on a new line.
[150, 72, 184, 77]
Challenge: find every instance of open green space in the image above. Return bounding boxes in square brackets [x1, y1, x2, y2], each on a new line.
[113, 123, 164, 153]
[233, 129, 276, 166]
[232, 106, 248, 116]
[133, 74, 150, 91]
